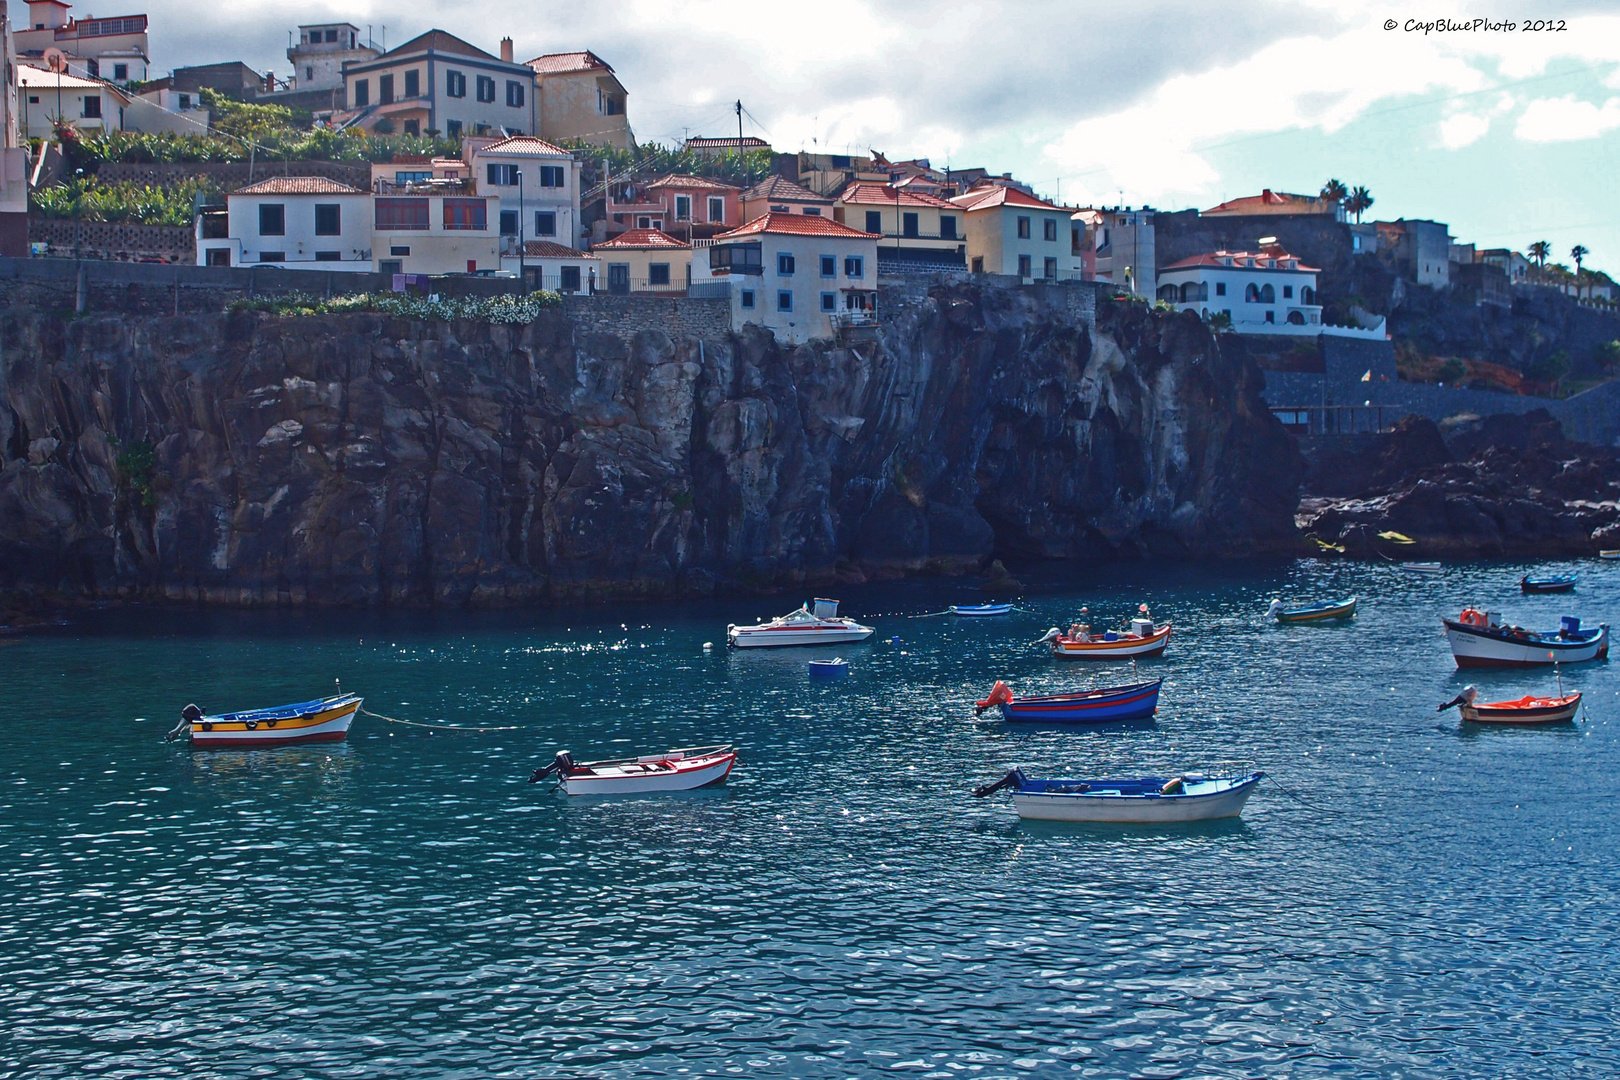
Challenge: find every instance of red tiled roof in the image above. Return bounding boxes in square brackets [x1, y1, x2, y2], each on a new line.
[477, 134, 573, 157]
[684, 136, 771, 150]
[594, 228, 691, 250]
[522, 241, 594, 259]
[231, 176, 365, 195]
[951, 185, 1062, 212]
[742, 174, 830, 204]
[837, 181, 956, 209]
[527, 50, 614, 75]
[644, 174, 741, 192]
[714, 212, 877, 241]
[1160, 249, 1320, 273]
[1202, 189, 1333, 215]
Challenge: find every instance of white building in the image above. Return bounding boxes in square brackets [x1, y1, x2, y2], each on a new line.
[467, 133, 582, 251]
[14, 1, 147, 82]
[506, 240, 599, 293]
[17, 62, 125, 136]
[125, 84, 208, 134]
[339, 29, 534, 140]
[198, 176, 373, 271]
[707, 212, 879, 344]
[287, 22, 377, 93]
[0, 1, 30, 256]
[1155, 242, 1387, 338]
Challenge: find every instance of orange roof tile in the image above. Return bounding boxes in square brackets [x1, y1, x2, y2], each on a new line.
[526, 50, 614, 75]
[1202, 189, 1334, 215]
[742, 174, 830, 204]
[713, 212, 877, 241]
[522, 241, 595, 259]
[594, 228, 691, 250]
[644, 174, 741, 192]
[1160, 249, 1320, 273]
[951, 185, 1062, 212]
[837, 181, 956, 209]
[477, 134, 573, 157]
[683, 136, 771, 150]
[231, 176, 365, 195]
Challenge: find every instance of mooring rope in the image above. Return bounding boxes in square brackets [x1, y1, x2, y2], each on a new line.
[360, 707, 520, 733]
[1263, 774, 1352, 816]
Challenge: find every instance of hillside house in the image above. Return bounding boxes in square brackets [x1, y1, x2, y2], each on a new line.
[198, 176, 372, 271]
[1074, 206, 1155, 296]
[15, 2, 147, 82]
[287, 22, 378, 94]
[833, 182, 964, 273]
[18, 64, 126, 136]
[466, 133, 582, 250]
[526, 50, 630, 150]
[1203, 188, 1345, 221]
[1156, 244, 1321, 332]
[591, 227, 692, 294]
[339, 30, 533, 139]
[706, 212, 878, 344]
[603, 174, 740, 242]
[740, 174, 832, 222]
[951, 185, 1074, 281]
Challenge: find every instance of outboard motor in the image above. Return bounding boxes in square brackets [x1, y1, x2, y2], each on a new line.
[1437, 686, 1478, 713]
[528, 750, 576, 784]
[165, 703, 203, 742]
[972, 768, 1027, 798]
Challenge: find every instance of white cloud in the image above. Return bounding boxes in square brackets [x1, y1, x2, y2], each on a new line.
[1437, 92, 1515, 149]
[1514, 94, 1620, 141]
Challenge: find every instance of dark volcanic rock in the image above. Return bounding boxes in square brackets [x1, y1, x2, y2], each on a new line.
[0, 281, 1301, 607]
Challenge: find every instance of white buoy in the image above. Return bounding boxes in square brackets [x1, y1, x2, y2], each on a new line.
[702, 641, 713, 651]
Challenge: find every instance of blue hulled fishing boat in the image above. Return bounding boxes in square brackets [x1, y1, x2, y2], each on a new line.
[1520, 573, 1577, 594]
[974, 678, 1162, 723]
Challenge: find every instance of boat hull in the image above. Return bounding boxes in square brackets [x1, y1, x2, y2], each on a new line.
[563, 753, 735, 795]
[1443, 620, 1609, 667]
[1520, 577, 1576, 594]
[1011, 774, 1262, 823]
[728, 625, 874, 648]
[1459, 693, 1581, 725]
[1275, 597, 1357, 623]
[1049, 624, 1171, 660]
[189, 695, 361, 749]
[999, 680, 1161, 723]
[952, 604, 1012, 617]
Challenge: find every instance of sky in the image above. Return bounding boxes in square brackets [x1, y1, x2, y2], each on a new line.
[137, 0, 1620, 272]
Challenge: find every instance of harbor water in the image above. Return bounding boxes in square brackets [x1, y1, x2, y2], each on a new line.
[3, 559, 1618, 1078]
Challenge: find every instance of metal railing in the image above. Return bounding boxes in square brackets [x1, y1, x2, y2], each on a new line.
[1272, 405, 1392, 436]
[374, 178, 475, 196]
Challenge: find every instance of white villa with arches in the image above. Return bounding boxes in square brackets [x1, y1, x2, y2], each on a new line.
[1157, 242, 1322, 333]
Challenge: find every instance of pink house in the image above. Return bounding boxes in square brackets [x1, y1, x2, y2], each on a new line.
[603, 174, 741, 242]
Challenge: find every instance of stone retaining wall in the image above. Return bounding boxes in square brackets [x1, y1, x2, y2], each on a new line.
[27, 217, 194, 263]
[560, 292, 731, 344]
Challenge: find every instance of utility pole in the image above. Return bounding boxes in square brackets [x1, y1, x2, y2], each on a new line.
[735, 100, 746, 184]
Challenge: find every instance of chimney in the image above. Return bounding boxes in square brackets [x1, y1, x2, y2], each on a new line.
[500, 37, 513, 63]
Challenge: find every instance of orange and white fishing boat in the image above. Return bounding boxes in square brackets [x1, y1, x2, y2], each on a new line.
[168, 693, 363, 748]
[1437, 686, 1582, 725]
[1038, 606, 1171, 660]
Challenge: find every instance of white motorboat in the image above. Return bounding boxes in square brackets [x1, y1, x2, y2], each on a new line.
[529, 745, 737, 795]
[727, 598, 874, 648]
[974, 769, 1263, 823]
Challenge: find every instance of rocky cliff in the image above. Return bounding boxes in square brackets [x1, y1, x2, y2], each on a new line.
[0, 278, 1300, 608]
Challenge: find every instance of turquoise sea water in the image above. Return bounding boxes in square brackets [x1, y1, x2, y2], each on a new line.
[3, 559, 1619, 1079]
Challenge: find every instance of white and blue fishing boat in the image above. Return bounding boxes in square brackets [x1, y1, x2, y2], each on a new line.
[974, 678, 1161, 723]
[1443, 609, 1610, 668]
[1520, 573, 1577, 594]
[974, 768, 1264, 823]
[1268, 596, 1357, 623]
[951, 603, 1013, 617]
[808, 657, 849, 679]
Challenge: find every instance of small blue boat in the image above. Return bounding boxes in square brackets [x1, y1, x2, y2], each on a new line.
[808, 657, 849, 679]
[951, 603, 1013, 616]
[1521, 573, 1577, 594]
[974, 770, 1264, 822]
[974, 678, 1162, 723]
[1268, 596, 1357, 623]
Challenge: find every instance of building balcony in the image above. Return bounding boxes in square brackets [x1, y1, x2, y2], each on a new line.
[374, 178, 475, 196]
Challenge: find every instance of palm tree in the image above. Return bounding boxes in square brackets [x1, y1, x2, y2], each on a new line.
[1346, 185, 1374, 223]
[1571, 244, 1589, 297]
[1320, 178, 1348, 205]
[1528, 240, 1551, 279]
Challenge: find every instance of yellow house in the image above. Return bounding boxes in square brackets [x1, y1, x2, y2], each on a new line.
[526, 51, 631, 150]
[740, 175, 832, 223]
[951, 185, 1076, 281]
[832, 182, 964, 272]
[591, 228, 692, 294]
[372, 191, 502, 276]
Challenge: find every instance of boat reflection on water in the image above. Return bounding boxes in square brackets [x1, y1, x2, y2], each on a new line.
[184, 743, 357, 790]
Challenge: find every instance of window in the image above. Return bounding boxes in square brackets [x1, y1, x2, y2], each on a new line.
[1302, 286, 1315, 304]
[379, 259, 403, 275]
[306, 67, 313, 82]
[258, 251, 285, 263]
[27, 95, 38, 104]
[802, 207, 821, 216]
[675, 195, 692, 221]
[352, 79, 368, 106]
[821, 292, 836, 312]
[314, 204, 341, 236]
[113, 63, 127, 80]
[1044, 257, 1058, 280]
[374, 198, 430, 230]
[534, 211, 555, 237]
[538, 166, 564, 188]
[820, 255, 836, 278]
[940, 215, 957, 240]
[506, 80, 525, 108]
[778, 253, 795, 276]
[443, 198, 487, 230]
[777, 290, 793, 311]
[865, 210, 882, 234]
[649, 263, 671, 286]
[258, 204, 285, 236]
[445, 120, 462, 139]
[1017, 216, 1031, 239]
[82, 95, 101, 119]
[1286, 310, 1305, 325]
[394, 170, 431, 185]
[402, 120, 419, 137]
[1017, 254, 1032, 277]
[637, 216, 652, 229]
[178, 93, 191, 110]
[446, 70, 466, 98]
[390, 245, 411, 256]
[1215, 281, 1226, 296]
[560, 266, 581, 292]
[476, 76, 495, 103]
[708, 196, 724, 223]
[404, 69, 419, 97]
[902, 212, 919, 238]
[971, 256, 984, 273]
[1264, 310, 1275, 324]
[740, 289, 755, 309]
[845, 256, 863, 278]
[378, 73, 394, 104]
[204, 248, 230, 266]
[1283, 284, 1294, 299]
[487, 163, 518, 186]
[315, 251, 341, 262]
[1044, 218, 1057, 241]
[325, 28, 338, 42]
[499, 211, 518, 236]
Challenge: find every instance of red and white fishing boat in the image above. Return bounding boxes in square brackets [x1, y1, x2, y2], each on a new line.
[1438, 686, 1582, 725]
[1038, 607, 1171, 660]
[168, 693, 362, 748]
[727, 598, 874, 648]
[1442, 608, 1609, 667]
[528, 745, 737, 795]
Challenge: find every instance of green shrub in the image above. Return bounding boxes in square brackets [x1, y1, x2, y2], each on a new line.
[227, 290, 563, 323]
[31, 176, 218, 226]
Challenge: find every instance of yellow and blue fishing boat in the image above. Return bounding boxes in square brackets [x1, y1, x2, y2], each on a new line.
[1268, 596, 1357, 623]
[169, 693, 363, 749]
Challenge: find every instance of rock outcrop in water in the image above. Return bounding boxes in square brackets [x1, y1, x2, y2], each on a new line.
[0, 279, 1300, 607]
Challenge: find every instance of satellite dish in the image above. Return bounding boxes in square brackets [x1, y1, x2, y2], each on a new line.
[43, 48, 67, 73]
